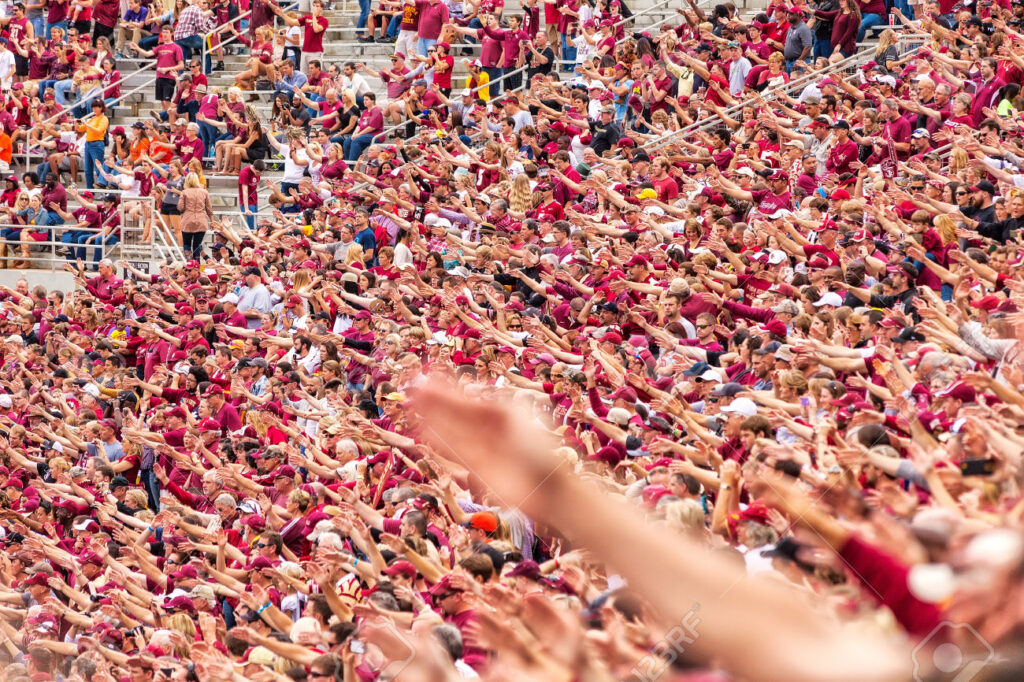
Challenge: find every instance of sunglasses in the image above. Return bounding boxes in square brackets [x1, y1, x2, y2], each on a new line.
[255, 542, 269, 548]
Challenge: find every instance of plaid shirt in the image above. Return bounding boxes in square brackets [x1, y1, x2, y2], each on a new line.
[174, 5, 211, 40]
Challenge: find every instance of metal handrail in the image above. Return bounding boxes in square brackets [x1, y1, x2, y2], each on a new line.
[23, 59, 158, 170]
[641, 34, 927, 155]
[610, 0, 675, 32]
[0, 195, 168, 271]
[200, 1, 300, 74]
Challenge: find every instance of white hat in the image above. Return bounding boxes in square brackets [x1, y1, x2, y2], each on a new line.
[606, 407, 631, 426]
[433, 217, 452, 229]
[0, 395, 11, 409]
[813, 292, 844, 307]
[736, 167, 756, 177]
[644, 206, 665, 216]
[219, 292, 240, 305]
[698, 369, 721, 382]
[461, 88, 473, 97]
[83, 384, 100, 398]
[768, 249, 788, 265]
[5, 335, 22, 345]
[720, 397, 758, 418]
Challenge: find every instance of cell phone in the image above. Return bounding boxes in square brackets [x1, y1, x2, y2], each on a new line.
[959, 459, 996, 477]
[349, 639, 366, 654]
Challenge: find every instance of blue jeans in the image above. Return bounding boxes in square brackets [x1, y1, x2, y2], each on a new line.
[483, 66, 502, 96]
[198, 120, 218, 157]
[28, 15, 44, 41]
[357, 0, 371, 31]
[176, 34, 204, 63]
[141, 468, 159, 512]
[858, 13, 883, 42]
[83, 140, 104, 189]
[62, 230, 90, 260]
[813, 38, 833, 59]
[244, 205, 258, 231]
[387, 14, 401, 37]
[344, 133, 375, 162]
[416, 36, 436, 57]
[78, 232, 119, 268]
[139, 34, 160, 51]
[54, 79, 75, 106]
[45, 19, 67, 40]
[896, 0, 914, 18]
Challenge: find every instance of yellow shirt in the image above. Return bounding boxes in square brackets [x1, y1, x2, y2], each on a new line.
[78, 114, 109, 142]
[466, 72, 490, 102]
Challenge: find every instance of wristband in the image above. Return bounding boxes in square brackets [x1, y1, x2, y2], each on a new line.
[256, 602, 272, 614]
[353, 557, 359, 567]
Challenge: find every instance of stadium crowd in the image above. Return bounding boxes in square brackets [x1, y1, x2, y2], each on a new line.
[1, 0, 1024, 680]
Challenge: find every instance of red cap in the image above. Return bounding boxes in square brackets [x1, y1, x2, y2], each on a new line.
[463, 511, 499, 533]
[197, 417, 222, 432]
[970, 295, 1001, 311]
[383, 560, 417, 580]
[936, 382, 976, 403]
[202, 385, 225, 399]
[758, 320, 788, 337]
[608, 386, 639, 403]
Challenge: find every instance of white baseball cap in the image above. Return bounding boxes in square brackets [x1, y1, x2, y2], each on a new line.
[813, 292, 844, 307]
[720, 397, 758, 418]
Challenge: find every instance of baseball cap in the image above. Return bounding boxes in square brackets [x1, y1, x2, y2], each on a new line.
[463, 511, 499, 533]
[720, 397, 758, 418]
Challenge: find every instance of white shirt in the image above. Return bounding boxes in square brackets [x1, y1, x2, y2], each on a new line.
[282, 148, 309, 184]
[340, 73, 373, 98]
[0, 50, 14, 90]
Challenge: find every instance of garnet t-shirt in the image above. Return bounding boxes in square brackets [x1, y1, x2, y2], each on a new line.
[300, 15, 328, 52]
[749, 188, 792, 216]
[153, 42, 184, 81]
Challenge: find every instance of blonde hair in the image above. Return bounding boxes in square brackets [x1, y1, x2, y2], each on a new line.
[184, 173, 202, 189]
[948, 148, 969, 175]
[509, 174, 532, 214]
[344, 243, 364, 266]
[875, 29, 898, 57]
[934, 214, 957, 245]
[663, 499, 706, 534]
[165, 614, 196, 644]
[292, 269, 312, 293]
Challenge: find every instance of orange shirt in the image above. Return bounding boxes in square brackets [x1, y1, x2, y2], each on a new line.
[130, 138, 151, 164]
[78, 114, 109, 142]
[0, 133, 11, 163]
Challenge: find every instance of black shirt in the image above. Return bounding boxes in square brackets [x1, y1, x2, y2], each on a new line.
[589, 119, 622, 157]
[962, 202, 996, 226]
[527, 47, 555, 80]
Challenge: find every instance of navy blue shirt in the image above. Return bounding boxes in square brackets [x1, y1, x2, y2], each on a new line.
[354, 227, 377, 267]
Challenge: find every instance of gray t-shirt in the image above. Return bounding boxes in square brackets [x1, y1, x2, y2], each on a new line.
[236, 284, 274, 328]
[783, 21, 813, 61]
